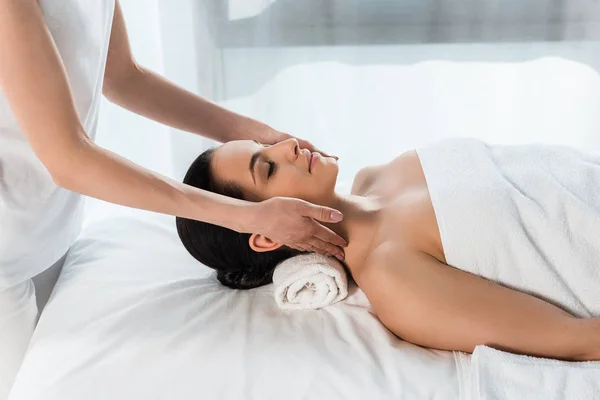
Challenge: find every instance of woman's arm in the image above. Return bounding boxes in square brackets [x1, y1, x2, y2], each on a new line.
[102, 1, 276, 144]
[356, 248, 600, 361]
[0, 0, 346, 258]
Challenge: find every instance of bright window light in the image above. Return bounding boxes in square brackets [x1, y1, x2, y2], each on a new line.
[228, 0, 276, 20]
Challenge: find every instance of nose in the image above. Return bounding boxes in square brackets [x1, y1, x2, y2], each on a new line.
[288, 138, 300, 158]
[270, 138, 299, 161]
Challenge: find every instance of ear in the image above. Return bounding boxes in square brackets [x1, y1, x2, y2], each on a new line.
[248, 233, 284, 253]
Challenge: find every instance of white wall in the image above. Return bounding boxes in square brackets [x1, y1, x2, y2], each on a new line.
[219, 43, 600, 193]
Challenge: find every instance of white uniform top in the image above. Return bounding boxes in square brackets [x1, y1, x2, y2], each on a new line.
[0, 0, 115, 286]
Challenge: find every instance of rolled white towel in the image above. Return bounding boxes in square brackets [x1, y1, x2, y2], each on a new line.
[273, 253, 348, 310]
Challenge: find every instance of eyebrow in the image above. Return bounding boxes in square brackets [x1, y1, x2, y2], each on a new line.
[249, 140, 261, 185]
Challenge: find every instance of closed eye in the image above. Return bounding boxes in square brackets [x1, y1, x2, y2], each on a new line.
[267, 160, 276, 179]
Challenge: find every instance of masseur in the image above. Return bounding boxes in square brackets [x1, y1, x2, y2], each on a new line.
[0, 1, 345, 397]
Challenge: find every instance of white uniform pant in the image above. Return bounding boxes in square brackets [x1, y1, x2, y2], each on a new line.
[0, 253, 66, 400]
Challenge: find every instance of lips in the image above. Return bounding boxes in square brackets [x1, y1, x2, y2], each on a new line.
[310, 152, 319, 173]
[304, 151, 321, 173]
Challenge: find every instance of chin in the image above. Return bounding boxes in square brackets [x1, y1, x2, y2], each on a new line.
[326, 159, 339, 179]
[318, 163, 339, 194]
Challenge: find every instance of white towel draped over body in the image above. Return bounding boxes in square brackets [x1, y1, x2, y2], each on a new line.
[456, 346, 600, 400]
[416, 137, 600, 399]
[273, 254, 348, 310]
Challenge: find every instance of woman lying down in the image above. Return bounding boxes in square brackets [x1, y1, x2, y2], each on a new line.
[176, 136, 600, 362]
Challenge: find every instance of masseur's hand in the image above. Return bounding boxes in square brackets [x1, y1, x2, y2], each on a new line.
[248, 197, 346, 260]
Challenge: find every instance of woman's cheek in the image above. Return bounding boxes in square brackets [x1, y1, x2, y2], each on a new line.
[267, 180, 294, 199]
[283, 184, 310, 200]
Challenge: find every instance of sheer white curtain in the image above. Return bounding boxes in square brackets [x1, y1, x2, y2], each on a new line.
[95, 0, 221, 182]
[95, 0, 600, 199]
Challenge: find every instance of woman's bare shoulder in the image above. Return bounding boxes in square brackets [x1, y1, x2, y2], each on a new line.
[351, 164, 385, 195]
[352, 245, 427, 334]
[352, 240, 414, 284]
[350, 150, 420, 196]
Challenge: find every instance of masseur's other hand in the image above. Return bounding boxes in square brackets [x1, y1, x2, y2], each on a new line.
[248, 197, 346, 260]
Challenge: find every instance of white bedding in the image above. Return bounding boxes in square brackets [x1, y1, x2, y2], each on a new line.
[8, 212, 458, 400]
[9, 57, 600, 399]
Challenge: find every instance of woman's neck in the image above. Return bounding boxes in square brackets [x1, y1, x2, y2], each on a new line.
[321, 193, 382, 273]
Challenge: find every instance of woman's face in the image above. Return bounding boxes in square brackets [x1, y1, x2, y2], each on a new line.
[211, 138, 339, 204]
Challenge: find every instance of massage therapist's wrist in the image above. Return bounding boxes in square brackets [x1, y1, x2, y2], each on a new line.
[234, 201, 261, 234]
[207, 195, 256, 234]
[181, 185, 250, 233]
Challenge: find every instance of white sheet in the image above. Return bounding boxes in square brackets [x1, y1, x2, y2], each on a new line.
[8, 212, 458, 400]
